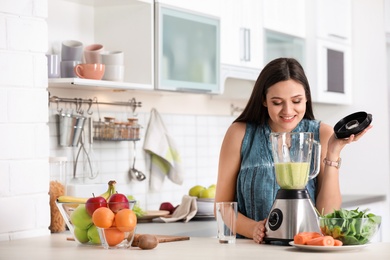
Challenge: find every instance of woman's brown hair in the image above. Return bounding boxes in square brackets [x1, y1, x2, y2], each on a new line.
[234, 57, 315, 125]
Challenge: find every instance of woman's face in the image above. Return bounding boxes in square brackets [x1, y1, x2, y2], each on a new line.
[263, 79, 307, 133]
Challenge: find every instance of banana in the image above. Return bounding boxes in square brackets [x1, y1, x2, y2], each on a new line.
[56, 180, 117, 203]
[100, 180, 116, 200]
[57, 195, 88, 203]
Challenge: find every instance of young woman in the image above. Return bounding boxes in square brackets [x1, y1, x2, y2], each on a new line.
[215, 58, 371, 244]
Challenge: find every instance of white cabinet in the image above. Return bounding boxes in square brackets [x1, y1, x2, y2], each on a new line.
[154, 3, 220, 93]
[262, 0, 306, 38]
[316, 0, 352, 44]
[155, 0, 220, 17]
[220, 0, 262, 70]
[313, 39, 352, 105]
[48, 0, 154, 91]
[311, 0, 352, 105]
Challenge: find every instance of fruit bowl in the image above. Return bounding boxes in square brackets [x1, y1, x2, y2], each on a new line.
[319, 216, 382, 245]
[56, 200, 136, 247]
[97, 227, 136, 249]
[196, 198, 214, 216]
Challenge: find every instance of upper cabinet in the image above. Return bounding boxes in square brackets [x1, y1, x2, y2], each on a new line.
[311, 0, 352, 105]
[262, 0, 306, 38]
[48, 0, 154, 90]
[155, 0, 220, 17]
[219, 0, 262, 71]
[316, 0, 352, 44]
[154, 3, 220, 93]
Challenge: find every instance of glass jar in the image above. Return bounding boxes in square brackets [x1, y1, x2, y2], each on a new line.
[103, 117, 115, 139]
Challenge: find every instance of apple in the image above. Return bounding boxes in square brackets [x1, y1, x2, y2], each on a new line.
[108, 192, 129, 213]
[159, 202, 175, 214]
[199, 187, 216, 199]
[86, 195, 108, 216]
[189, 185, 206, 197]
[70, 205, 93, 230]
[73, 226, 89, 243]
[87, 225, 101, 244]
[208, 184, 216, 189]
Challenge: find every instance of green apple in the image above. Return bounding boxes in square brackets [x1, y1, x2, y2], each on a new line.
[73, 226, 89, 243]
[189, 185, 206, 197]
[87, 225, 101, 244]
[70, 205, 93, 230]
[199, 187, 216, 199]
[208, 184, 216, 189]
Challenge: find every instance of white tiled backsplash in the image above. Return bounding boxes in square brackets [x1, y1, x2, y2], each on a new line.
[49, 107, 234, 210]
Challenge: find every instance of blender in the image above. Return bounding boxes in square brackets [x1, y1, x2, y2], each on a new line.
[264, 132, 321, 244]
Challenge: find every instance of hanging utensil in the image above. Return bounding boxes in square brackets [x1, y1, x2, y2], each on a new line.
[129, 141, 146, 181]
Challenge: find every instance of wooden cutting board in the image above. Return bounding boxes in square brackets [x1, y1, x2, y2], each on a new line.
[155, 235, 190, 243]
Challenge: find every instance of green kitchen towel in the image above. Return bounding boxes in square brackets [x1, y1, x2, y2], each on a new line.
[143, 108, 184, 191]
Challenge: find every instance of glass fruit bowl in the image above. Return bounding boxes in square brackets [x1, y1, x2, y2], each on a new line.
[319, 216, 382, 245]
[97, 227, 136, 249]
[56, 200, 136, 248]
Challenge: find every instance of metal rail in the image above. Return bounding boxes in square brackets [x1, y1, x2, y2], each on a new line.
[49, 94, 142, 115]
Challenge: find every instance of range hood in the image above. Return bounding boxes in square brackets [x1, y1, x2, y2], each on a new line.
[214, 64, 260, 100]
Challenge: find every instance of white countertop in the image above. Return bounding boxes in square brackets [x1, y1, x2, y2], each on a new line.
[1, 232, 389, 260]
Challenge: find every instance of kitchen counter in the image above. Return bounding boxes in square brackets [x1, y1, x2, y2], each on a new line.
[341, 194, 386, 208]
[137, 218, 216, 237]
[1, 232, 389, 260]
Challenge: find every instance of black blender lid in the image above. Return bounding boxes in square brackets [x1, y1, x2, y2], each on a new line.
[334, 111, 372, 139]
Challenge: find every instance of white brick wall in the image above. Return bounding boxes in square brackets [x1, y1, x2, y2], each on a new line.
[0, 0, 50, 241]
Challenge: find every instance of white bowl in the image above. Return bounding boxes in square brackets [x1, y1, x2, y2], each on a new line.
[196, 198, 214, 216]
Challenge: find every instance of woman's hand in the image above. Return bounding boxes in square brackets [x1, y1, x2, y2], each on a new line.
[327, 125, 372, 157]
[253, 219, 267, 244]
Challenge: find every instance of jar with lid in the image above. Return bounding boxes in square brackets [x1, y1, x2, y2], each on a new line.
[49, 156, 68, 233]
[93, 120, 104, 139]
[114, 122, 123, 140]
[127, 118, 139, 140]
[120, 123, 129, 139]
[103, 117, 115, 139]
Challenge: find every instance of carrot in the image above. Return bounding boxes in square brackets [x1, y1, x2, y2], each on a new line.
[293, 232, 322, 245]
[306, 236, 335, 246]
[333, 239, 343, 246]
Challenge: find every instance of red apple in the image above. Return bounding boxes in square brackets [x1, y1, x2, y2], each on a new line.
[159, 202, 175, 214]
[85, 195, 108, 216]
[108, 193, 129, 213]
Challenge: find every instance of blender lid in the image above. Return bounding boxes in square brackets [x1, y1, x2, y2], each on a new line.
[334, 111, 372, 139]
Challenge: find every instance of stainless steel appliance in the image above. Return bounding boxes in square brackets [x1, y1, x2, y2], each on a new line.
[264, 132, 321, 244]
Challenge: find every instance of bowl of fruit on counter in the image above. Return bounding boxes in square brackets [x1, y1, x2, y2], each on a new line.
[188, 184, 216, 217]
[56, 180, 145, 249]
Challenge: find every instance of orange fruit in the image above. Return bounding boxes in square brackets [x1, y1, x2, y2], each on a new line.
[103, 227, 125, 247]
[92, 207, 115, 228]
[114, 209, 137, 232]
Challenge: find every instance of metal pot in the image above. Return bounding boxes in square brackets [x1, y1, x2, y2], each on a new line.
[57, 113, 86, 147]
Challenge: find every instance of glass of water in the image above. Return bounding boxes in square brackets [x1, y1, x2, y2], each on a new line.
[216, 202, 238, 244]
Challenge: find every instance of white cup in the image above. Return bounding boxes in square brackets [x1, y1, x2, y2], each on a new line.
[84, 44, 104, 63]
[46, 54, 60, 78]
[101, 51, 124, 65]
[61, 40, 83, 61]
[102, 65, 125, 81]
[216, 202, 238, 244]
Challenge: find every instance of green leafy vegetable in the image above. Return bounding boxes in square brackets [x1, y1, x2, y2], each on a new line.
[127, 195, 146, 218]
[319, 208, 381, 245]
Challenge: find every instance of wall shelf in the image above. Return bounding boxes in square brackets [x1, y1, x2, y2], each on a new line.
[48, 78, 152, 91]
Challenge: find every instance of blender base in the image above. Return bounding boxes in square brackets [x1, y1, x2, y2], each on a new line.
[264, 189, 321, 244]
